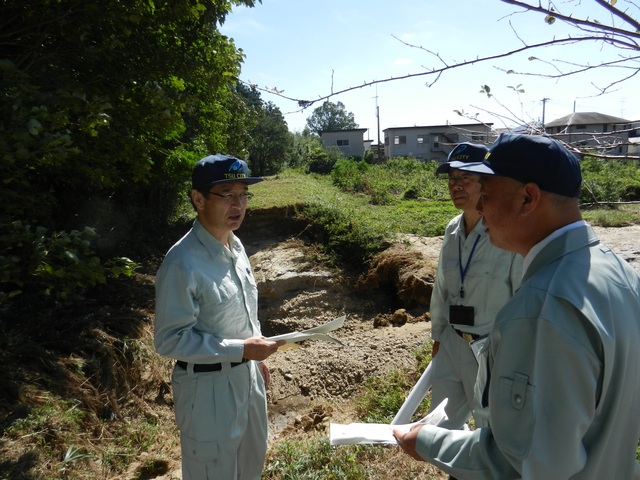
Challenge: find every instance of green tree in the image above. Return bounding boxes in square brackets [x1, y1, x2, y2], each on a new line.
[0, 0, 258, 304]
[305, 101, 358, 135]
[247, 102, 291, 176]
[288, 130, 324, 169]
[236, 84, 291, 176]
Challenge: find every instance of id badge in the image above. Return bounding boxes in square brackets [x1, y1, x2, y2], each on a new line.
[449, 304, 474, 326]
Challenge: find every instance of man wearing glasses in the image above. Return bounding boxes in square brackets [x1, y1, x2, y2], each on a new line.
[426, 143, 522, 443]
[154, 154, 285, 479]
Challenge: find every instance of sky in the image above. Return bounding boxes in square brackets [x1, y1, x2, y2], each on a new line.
[221, 0, 640, 142]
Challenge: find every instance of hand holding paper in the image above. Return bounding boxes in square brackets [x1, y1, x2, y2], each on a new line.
[329, 399, 448, 446]
[268, 315, 346, 349]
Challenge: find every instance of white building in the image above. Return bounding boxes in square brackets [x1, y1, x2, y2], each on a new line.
[383, 123, 494, 162]
[320, 128, 369, 158]
[544, 112, 639, 156]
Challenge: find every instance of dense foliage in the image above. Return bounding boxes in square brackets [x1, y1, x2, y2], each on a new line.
[236, 83, 291, 176]
[305, 100, 359, 135]
[580, 157, 640, 205]
[0, 0, 289, 306]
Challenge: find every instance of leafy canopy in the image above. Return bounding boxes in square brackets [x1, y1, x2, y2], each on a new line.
[306, 100, 359, 135]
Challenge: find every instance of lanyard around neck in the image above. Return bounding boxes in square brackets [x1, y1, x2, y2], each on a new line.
[458, 234, 481, 299]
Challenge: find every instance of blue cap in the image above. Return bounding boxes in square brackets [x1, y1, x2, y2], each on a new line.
[192, 154, 264, 189]
[435, 143, 489, 174]
[457, 133, 581, 198]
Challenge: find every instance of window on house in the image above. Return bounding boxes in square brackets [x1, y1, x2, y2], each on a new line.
[471, 133, 484, 142]
[602, 124, 608, 133]
[417, 135, 427, 144]
[337, 139, 350, 146]
[431, 134, 443, 151]
[576, 125, 587, 130]
[394, 135, 407, 145]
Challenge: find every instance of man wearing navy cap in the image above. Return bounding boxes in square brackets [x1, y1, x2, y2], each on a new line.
[154, 154, 285, 479]
[395, 134, 640, 479]
[426, 143, 521, 438]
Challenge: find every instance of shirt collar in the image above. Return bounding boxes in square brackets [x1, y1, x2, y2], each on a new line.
[523, 220, 587, 274]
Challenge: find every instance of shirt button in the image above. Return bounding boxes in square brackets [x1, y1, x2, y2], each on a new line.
[514, 394, 523, 405]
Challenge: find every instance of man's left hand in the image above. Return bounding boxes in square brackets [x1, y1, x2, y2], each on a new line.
[257, 362, 271, 388]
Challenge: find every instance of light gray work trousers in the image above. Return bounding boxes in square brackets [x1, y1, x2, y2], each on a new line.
[171, 360, 267, 480]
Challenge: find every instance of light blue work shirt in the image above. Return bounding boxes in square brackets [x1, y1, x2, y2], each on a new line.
[430, 214, 522, 340]
[417, 223, 640, 479]
[154, 219, 261, 364]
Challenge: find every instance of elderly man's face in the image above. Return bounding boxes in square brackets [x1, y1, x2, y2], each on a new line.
[476, 174, 525, 252]
[448, 168, 481, 212]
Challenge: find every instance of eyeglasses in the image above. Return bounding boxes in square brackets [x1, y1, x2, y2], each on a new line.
[448, 174, 476, 186]
[208, 191, 254, 203]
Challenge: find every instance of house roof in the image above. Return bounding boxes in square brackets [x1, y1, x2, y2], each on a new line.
[546, 112, 630, 127]
[382, 123, 492, 132]
[321, 128, 368, 134]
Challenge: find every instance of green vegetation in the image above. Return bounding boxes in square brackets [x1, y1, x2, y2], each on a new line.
[1, 0, 290, 310]
[251, 157, 640, 270]
[580, 157, 640, 205]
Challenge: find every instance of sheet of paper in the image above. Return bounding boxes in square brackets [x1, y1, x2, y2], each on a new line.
[329, 423, 412, 446]
[330, 399, 449, 446]
[269, 315, 346, 347]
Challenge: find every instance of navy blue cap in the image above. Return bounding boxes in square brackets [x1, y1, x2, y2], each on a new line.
[435, 143, 489, 174]
[192, 154, 264, 188]
[457, 133, 581, 198]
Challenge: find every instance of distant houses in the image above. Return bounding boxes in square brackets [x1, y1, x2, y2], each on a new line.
[544, 112, 638, 156]
[319, 112, 639, 162]
[382, 122, 494, 162]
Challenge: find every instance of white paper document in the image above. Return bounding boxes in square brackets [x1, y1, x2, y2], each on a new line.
[330, 399, 448, 446]
[329, 422, 412, 445]
[268, 315, 346, 349]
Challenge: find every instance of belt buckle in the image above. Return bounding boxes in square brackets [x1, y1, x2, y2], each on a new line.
[462, 332, 474, 342]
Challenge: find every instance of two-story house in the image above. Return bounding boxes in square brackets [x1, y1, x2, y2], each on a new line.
[383, 123, 494, 162]
[544, 112, 638, 156]
[320, 128, 369, 158]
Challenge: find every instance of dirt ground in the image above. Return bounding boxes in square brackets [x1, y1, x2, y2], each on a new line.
[127, 224, 640, 480]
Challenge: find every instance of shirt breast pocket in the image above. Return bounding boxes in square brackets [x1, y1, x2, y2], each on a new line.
[493, 373, 535, 459]
[201, 276, 239, 305]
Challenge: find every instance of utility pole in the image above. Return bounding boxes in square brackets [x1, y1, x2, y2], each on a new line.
[541, 97, 550, 130]
[373, 88, 382, 163]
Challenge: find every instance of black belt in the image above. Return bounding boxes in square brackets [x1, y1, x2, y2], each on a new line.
[176, 358, 248, 373]
[453, 327, 482, 342]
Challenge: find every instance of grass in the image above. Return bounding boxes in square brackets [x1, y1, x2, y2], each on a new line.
[581, 203, 640, 227]
[264, 437, 443, 480]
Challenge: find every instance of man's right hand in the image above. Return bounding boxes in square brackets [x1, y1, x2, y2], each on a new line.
[243, 336, 286, 361]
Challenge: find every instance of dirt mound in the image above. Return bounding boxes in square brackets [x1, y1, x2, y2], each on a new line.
[244, 235, 443, 443]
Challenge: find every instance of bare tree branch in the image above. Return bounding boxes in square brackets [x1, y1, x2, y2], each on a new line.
[500, 0, 640, 38]
[240, 33, 637, 113]
[239, 0, 639, 160]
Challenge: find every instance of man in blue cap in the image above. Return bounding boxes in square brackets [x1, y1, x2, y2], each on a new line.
[154, 154, 285, 479]
[395, 133, 640, 479]
[427, 143, 522, 436]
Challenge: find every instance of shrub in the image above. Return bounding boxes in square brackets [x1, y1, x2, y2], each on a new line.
[580, 157, 640, 204]
[308, 146, 343, 174]
[331, 158, 371, 193]
[0, 221, 135, 307]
